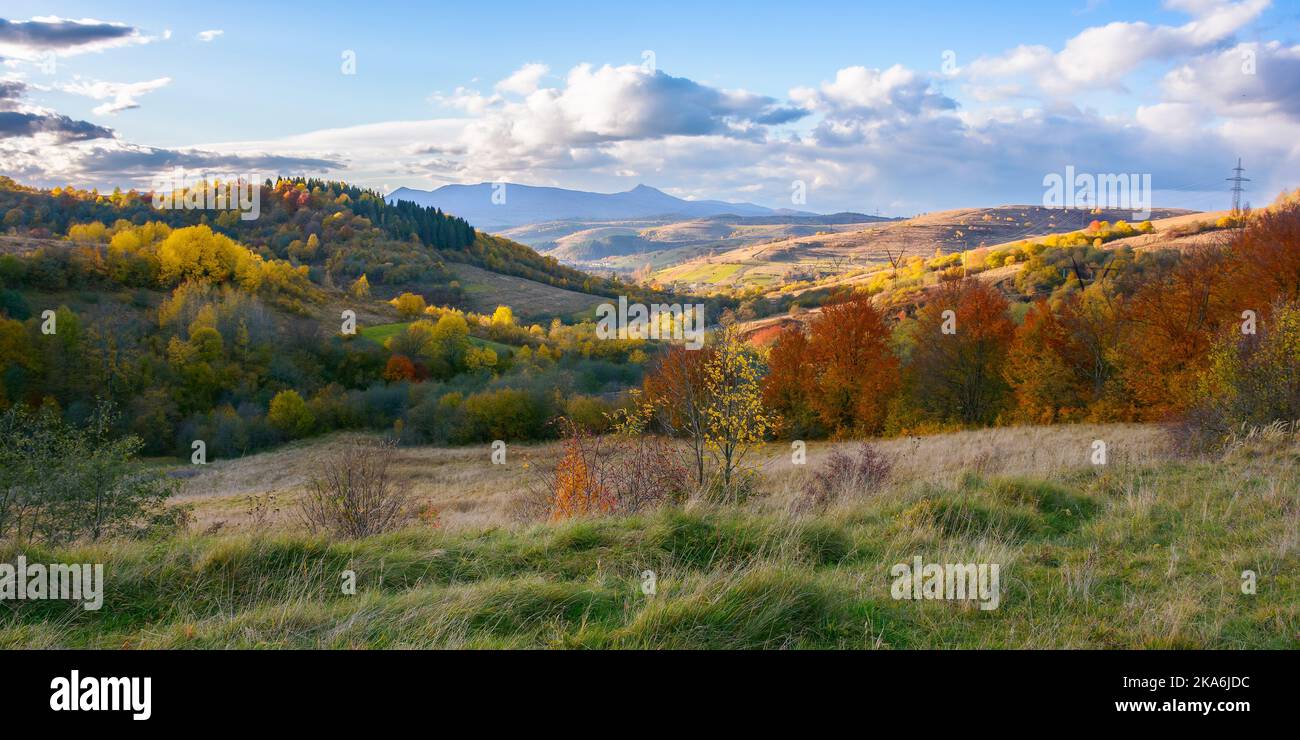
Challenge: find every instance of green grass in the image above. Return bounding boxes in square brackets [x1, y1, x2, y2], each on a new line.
[2, 442, 1295, 649]
[671, 263, 743, 283]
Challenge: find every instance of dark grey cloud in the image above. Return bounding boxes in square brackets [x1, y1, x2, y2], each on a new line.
[0, 17, 140, 52]
[0, 78, 115, 141]
[73, 146, 347, 177]
[0, 110, 114, 141]
[0, 79, 25, 105]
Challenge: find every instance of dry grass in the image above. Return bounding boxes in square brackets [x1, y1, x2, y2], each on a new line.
[755, 423, 1169, 513]
[174, 423, 1170, 535]
[176, 432, 544, 533]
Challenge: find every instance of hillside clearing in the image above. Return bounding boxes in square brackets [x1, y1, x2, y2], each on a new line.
[448, 263, 607, 320]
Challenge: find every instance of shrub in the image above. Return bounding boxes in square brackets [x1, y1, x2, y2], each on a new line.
[794, 443, 890, 514]
[390, 292, 427, 319]
[298, 438, 406, 538]
[459, 388, 549, 442]
[520, 421, 612, 521]
[606, 437, 690, 513]
[268, 390, 315, 437]
[564, 394, 616, 434]
[0, 401, 177, 543]
[1185, 298, 1300, 448]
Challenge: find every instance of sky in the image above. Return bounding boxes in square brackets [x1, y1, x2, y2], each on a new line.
[1, 0, 1298, 216]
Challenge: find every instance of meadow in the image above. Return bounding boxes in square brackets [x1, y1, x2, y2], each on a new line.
[3, 422, 1294, 649]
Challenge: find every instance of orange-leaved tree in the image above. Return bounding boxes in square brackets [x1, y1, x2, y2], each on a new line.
[1005, 287, 1128, 423]
[906, 277, 1015, 426]
[761, 323, 818, 437]
[1116, 247, 1243, 418]
[643, 343, 713, 486]
[805, 293, 899, 436]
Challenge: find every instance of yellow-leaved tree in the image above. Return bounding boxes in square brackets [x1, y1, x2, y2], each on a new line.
[390, 292, 426, 319]
[702, 327, 775, 498]
[350, 273, 371, 298]
[491, 305, 514, 327]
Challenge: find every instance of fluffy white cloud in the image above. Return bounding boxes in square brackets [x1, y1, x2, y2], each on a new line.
[495, 62, 548, 95]
[426, 62, 806, 179]
[196, 29, 223, 43]
[791, 65, 954, 117]
[58, 76, 171, 115]
[1162, 41, 1300, 118]
[967, 0, 1269, 96]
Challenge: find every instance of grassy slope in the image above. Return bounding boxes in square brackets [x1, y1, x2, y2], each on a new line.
[448, 263, 606, 321]
[2, 427, 1295, 649]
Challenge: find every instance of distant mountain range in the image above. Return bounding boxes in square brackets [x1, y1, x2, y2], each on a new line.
[385, 182, 814, 231]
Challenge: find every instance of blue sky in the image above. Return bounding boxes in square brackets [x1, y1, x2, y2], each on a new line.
[2, 0, 1298, 215]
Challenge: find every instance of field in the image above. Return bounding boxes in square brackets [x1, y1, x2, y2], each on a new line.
[449, 262, 607, 320]
[5, 423, 1295, 648]
[359, 322, 516, 355]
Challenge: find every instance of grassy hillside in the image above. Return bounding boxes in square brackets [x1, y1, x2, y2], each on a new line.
[655, 205, 1194, 293]
[448, 263, 608, 320]
[3, 424, 1294, 649]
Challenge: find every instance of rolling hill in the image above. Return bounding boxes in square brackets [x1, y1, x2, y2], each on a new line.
[731, 207, 1234, 345]
[655, 205, 1195, 292]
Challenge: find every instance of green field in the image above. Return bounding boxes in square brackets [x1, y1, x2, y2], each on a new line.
[671, 263, 744, 283]
[359, 323, 518, 358]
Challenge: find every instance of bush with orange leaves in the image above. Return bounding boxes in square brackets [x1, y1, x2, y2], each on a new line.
[517, 408, 688, 521]
[522, 419, 612, 521]
[383, 354, 417, 382]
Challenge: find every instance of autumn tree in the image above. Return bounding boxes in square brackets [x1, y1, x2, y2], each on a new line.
[643, 344, 713, 486]
[491, 305, 514, 328]
[1116, 247, 1243, 418]
[1005, 287, 1127, 423]
[268, 390, 314, 437]
[350, 273, 371, 298]
[1227, 201, 1300, 308]
[806, 293, 899, 436]
[702, 327, 775, 496]
[1189, 296, 1300, 442]
[762, 324, 818, 437]
[384, 313, 470, 379]
[906, 278, 1016, 425]
[390, 292, 427, 319]
[383, 354, 416, 382]
[763, 294, 899, 437]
